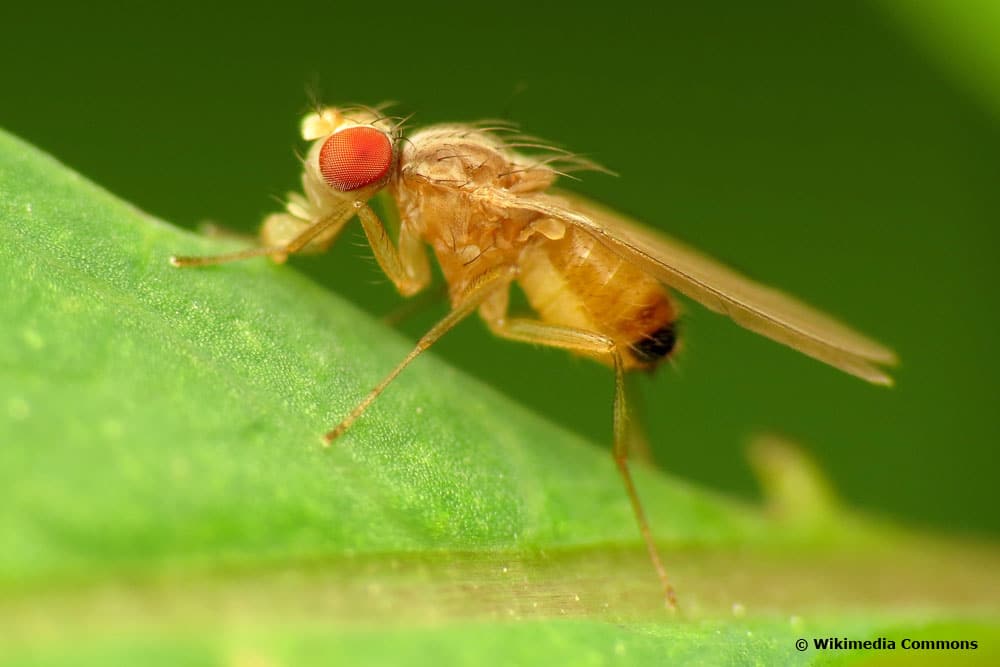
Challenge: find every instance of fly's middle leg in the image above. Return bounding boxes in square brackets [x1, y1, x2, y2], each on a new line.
[323, 265, 515, 444]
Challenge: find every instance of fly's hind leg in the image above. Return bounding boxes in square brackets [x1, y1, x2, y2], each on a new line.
[624, 374, 656, 466]
[484, 313, 678, 609]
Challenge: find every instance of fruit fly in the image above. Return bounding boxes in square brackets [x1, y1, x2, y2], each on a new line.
[171, 105, 897, 608]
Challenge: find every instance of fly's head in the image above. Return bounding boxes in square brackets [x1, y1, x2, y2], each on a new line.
[301, 107, 400, 203]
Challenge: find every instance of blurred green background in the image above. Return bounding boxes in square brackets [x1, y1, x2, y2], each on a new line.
[3, 0, 997, 538]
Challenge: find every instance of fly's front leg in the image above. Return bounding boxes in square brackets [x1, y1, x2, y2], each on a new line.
[355, 203, 430, 297]
[258, 211, 346, 261]
[170, 210, 351, 268]
[484, 314, 678, 609]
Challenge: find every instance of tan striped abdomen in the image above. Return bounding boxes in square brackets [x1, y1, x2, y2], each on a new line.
[518, 226, 678, 370]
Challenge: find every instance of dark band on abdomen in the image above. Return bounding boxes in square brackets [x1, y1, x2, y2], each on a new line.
[628, 322, 679, 364]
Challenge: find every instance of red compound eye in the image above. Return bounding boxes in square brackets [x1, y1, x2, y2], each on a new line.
[318, 126, 393, 192]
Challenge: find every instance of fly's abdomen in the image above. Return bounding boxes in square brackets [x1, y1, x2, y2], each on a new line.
[519, 227, 678, 369]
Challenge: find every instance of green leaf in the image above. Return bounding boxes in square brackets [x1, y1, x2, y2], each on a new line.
[1, 128, 997, 665]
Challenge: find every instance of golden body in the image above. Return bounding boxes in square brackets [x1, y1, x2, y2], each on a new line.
[172, 106, 896, 608]
[395, 125, 677, 371]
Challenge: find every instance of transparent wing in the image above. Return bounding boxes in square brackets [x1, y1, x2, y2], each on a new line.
[482, 187, 897, 384]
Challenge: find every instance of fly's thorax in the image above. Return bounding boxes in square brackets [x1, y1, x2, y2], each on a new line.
[392, 125, 561, 304]
[406, 183, 533, 303]
[400, 125, 557, 193]
[519, 226, 678, 370]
